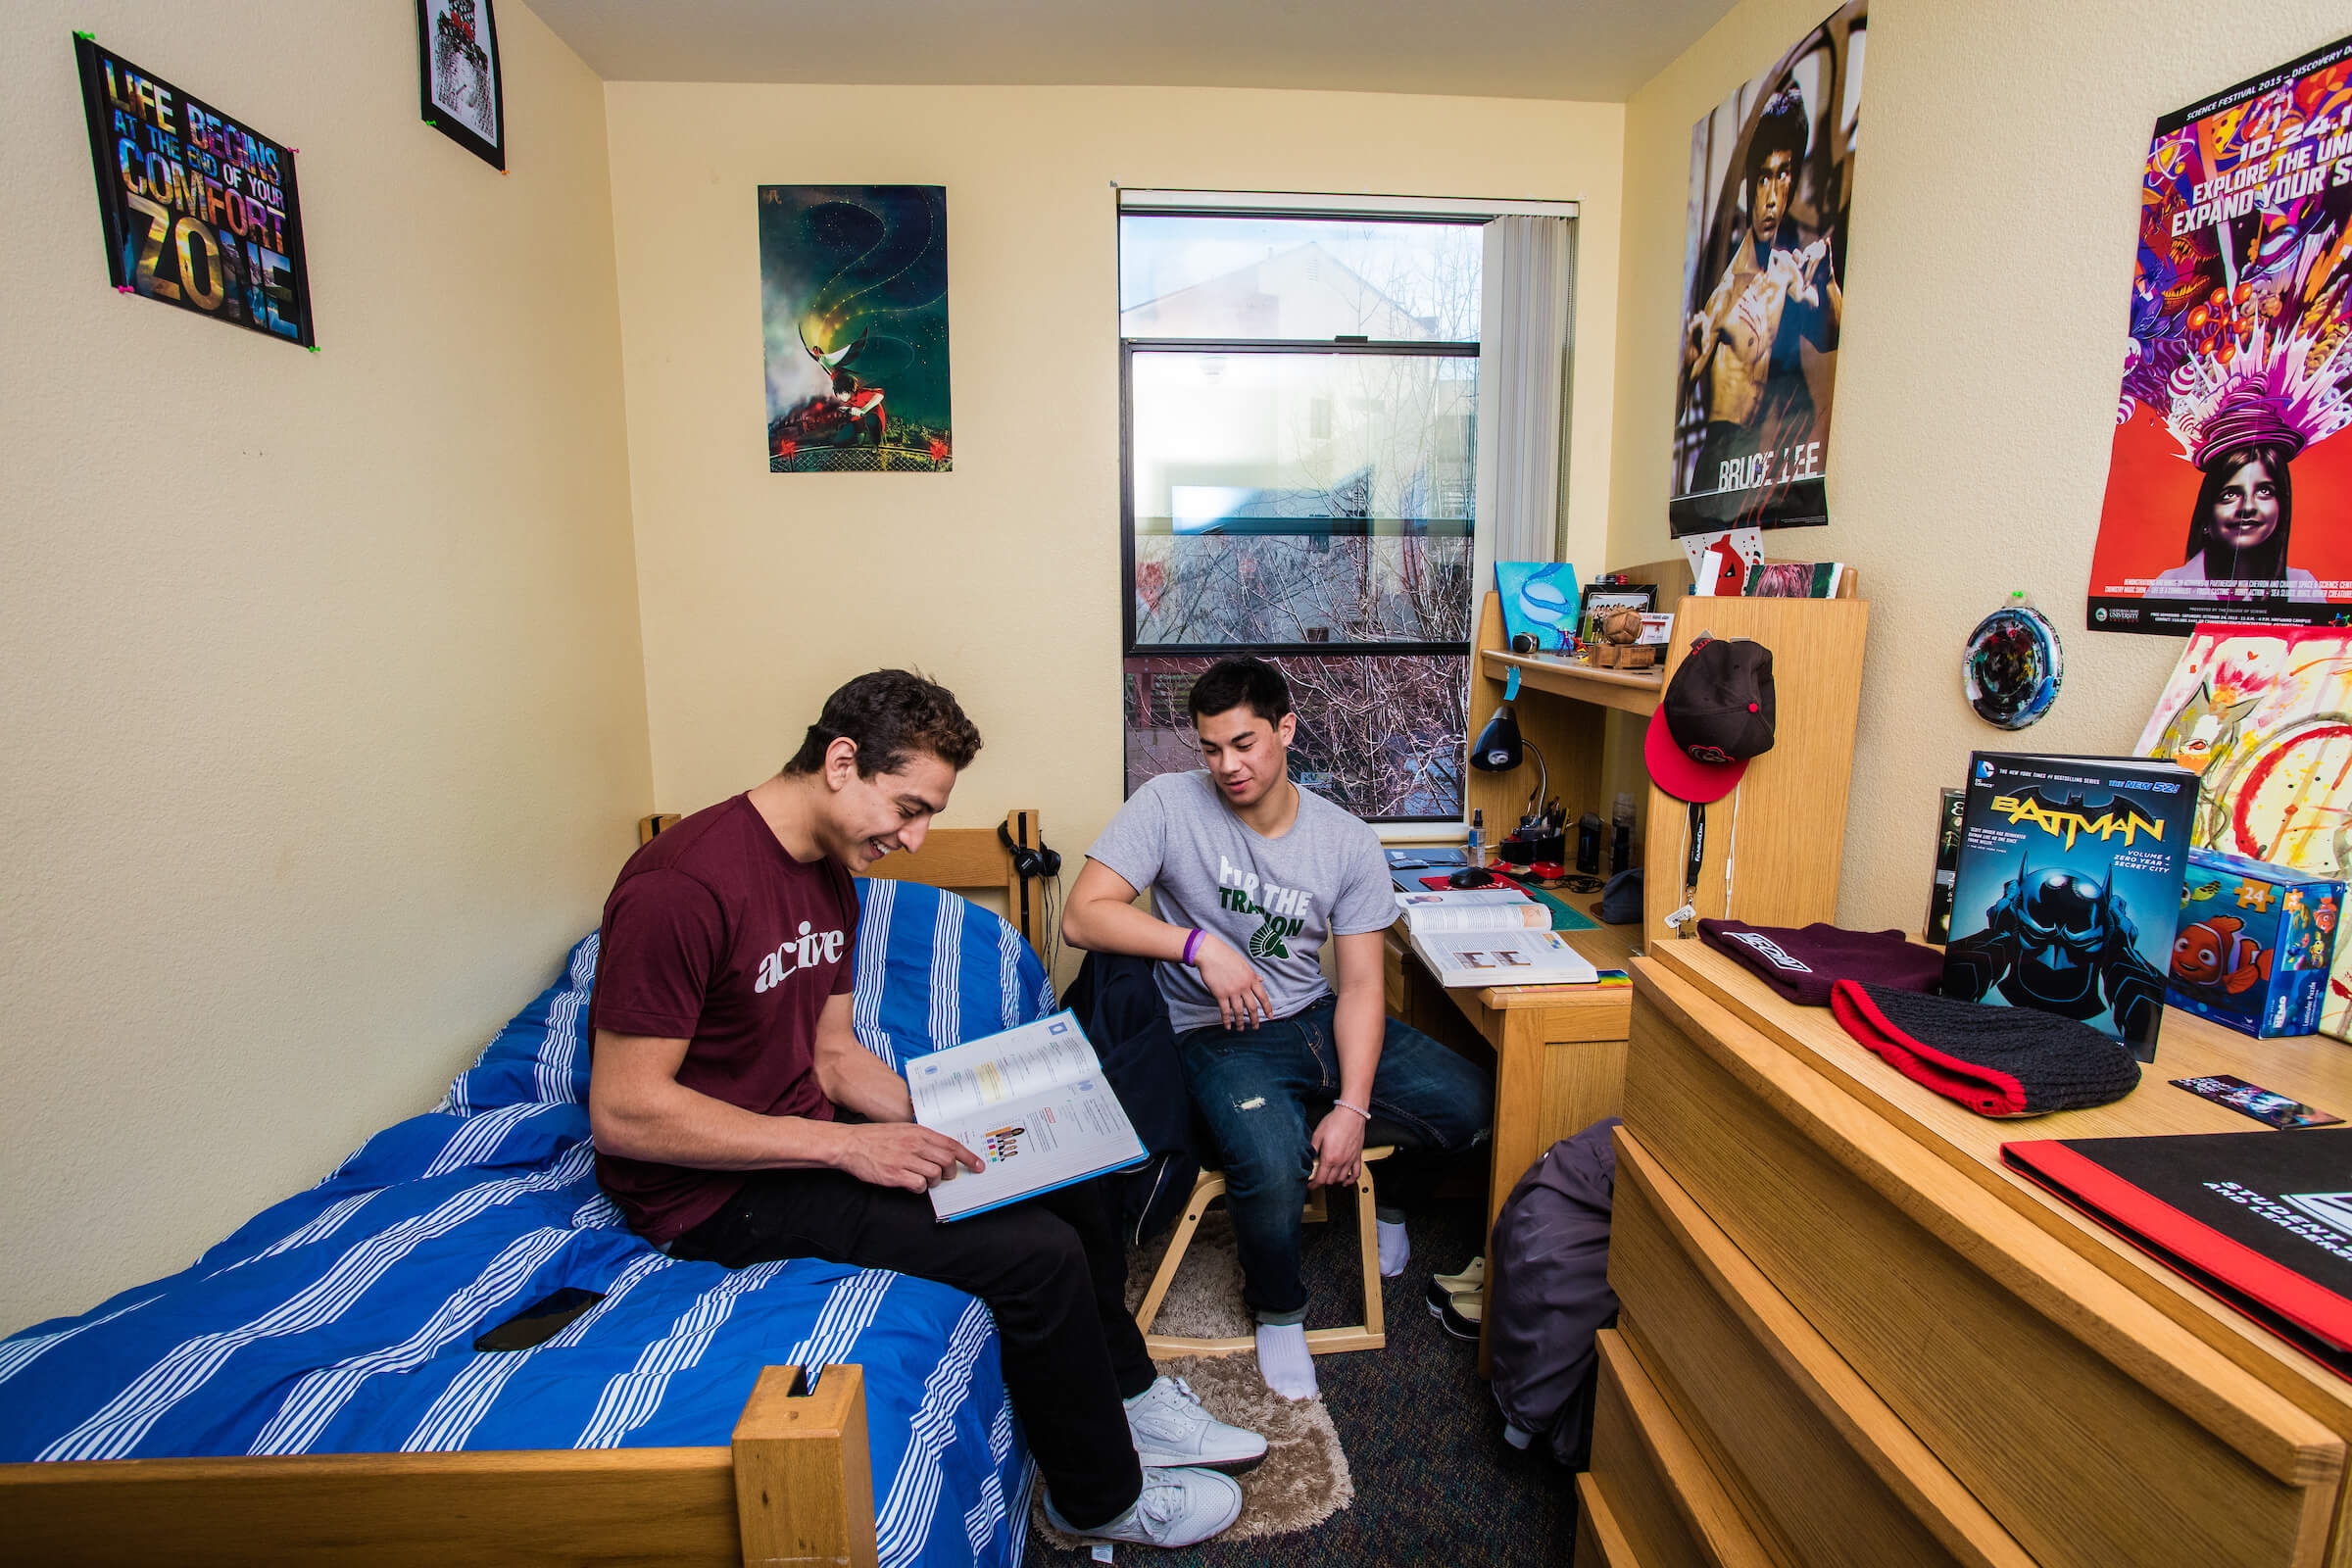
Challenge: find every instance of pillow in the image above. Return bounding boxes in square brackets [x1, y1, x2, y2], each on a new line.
[439, 882, 1052, 1114]
[439, 932, 601, 1114]
[846, 877, 1055, 1071]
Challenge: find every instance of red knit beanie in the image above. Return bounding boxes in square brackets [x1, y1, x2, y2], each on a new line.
[1830, 981, 2141, 1117]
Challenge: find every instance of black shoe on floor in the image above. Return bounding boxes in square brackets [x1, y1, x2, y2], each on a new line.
[1428, 1289, 1482, 1342]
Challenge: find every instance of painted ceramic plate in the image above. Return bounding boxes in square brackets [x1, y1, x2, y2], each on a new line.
[1963, 606, 2064, 729]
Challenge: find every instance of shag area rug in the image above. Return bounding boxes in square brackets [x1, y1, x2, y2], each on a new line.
[1030, 1211, 1355, 1544]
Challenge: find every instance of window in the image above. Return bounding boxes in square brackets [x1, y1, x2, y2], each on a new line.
[1119, 205, 1485, 820]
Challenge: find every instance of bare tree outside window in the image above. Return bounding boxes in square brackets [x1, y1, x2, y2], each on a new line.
[1123, 655, 1469, 819]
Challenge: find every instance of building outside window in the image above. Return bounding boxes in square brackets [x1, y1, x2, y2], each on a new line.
[1119, 204, 1484, 821]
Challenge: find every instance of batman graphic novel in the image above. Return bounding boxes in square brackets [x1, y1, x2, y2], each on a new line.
[1941, 754, 2199, 1060]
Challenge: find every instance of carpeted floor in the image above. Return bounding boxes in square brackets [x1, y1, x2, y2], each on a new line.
[1022, 1189, 1580, 1566]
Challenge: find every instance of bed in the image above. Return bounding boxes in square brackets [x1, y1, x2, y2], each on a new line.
[0, 809, 1062, 1568]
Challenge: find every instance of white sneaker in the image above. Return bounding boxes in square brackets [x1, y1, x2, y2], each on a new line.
[1043, 1465, 1244, 1547]
[1124, 1374, 1268, 1471]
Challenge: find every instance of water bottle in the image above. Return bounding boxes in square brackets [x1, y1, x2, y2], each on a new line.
[1611, 793, 1636, 875]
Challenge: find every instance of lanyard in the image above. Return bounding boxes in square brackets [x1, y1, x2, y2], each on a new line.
[1679, 801, 1705, 938]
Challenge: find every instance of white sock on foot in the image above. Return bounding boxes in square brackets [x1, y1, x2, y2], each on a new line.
[1254, 1321, 1317, 1400]
[1377, 1217, 1410, 1278]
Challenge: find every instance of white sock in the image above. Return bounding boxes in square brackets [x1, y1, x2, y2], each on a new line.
[1254, 1321, 1317, 1400]
[1377, 1217, 1411, 1278]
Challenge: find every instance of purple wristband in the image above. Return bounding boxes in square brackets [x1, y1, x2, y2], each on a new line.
[1182, 929, 1204, 966]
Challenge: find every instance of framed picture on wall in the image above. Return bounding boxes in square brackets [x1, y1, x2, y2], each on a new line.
[416, 0, 504, 170]
[759, 186, 953, 472]
[73, 35, 316, 347]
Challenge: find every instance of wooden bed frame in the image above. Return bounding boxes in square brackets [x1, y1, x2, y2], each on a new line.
[3, 809, 1059, 1566]
[860, 808, 1054, 958]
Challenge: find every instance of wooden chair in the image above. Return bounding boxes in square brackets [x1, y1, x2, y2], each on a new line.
[1132, 1146, 1395, 1359]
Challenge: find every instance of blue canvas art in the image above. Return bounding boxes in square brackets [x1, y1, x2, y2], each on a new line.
[1495, 563, 1580, 650]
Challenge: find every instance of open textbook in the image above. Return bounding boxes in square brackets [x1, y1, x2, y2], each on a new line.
[906, 1011, 1148, 1221]
[1395, 888, 1546, 934]
[1408, 926, 1598, 988]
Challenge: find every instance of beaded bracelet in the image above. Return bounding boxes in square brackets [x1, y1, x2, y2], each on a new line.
[1331, 1100, 1371, 1122]
[1182, 929, 1204, 966]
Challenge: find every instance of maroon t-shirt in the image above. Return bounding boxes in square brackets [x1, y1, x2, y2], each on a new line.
[588, 794, 858, 1243]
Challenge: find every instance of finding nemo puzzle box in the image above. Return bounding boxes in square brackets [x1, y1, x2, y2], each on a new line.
[2168, 848, 2342, 1039]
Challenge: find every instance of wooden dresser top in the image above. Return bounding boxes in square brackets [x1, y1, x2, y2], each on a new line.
[1641, 941, 2352, 1433]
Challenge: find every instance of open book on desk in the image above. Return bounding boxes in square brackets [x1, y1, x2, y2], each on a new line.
[1407, 926, 1598, 988]
[907, 1010, 1147, 1221]
[1395, 888, 1546, 934]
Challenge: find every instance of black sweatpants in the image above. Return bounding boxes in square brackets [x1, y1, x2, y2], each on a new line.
[668, 1169, 1154, 1529]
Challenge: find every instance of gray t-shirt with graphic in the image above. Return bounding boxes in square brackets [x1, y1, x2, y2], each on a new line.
[1086, 771, 1395, 1032]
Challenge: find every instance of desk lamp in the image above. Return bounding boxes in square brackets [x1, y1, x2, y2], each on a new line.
[1470, 703, 1547, 826]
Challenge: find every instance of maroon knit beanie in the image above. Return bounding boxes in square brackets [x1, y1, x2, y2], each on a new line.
[1697, 918, 1943, 1006]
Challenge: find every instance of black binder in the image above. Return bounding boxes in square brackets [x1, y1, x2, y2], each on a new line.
[2001, 1130, 2352, 1380]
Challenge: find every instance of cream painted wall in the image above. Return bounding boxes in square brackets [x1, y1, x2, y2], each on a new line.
[1610, 0, 2351, 932]
[0, 2, 650, 1332]
[604, 83, 1624, 945]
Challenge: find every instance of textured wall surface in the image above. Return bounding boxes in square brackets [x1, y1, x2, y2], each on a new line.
[603, 81, 1626, 963]
[0, 1, 651, 1332]
[1609, 0, 2351, 932]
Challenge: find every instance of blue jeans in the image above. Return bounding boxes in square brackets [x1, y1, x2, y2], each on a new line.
[1176, 996, 1493, 1322]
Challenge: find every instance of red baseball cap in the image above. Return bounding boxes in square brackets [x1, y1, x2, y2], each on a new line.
[1644, 637, 1776, 804]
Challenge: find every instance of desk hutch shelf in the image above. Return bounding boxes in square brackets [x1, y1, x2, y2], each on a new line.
[1463, 563, 1871, 952]
[1396, 567, 1868, 1373]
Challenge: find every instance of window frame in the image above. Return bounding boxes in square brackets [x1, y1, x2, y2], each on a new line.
[1116, 194, 1571, 824]
[1116, 336, 1481, 661]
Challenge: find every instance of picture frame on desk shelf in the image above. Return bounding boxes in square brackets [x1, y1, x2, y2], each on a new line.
[1579, 586, 1657, 649]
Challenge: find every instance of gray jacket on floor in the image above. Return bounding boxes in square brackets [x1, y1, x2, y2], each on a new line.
[1487, 1116, 1621, 1466]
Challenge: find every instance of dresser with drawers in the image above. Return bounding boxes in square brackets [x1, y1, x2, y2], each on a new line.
[1577, 941, 2352, 1568]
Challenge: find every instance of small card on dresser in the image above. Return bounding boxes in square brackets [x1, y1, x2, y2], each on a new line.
[2170, 1074, 2345, 1130]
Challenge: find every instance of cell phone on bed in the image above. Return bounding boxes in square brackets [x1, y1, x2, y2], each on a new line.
[473, 1287, 607, 1352]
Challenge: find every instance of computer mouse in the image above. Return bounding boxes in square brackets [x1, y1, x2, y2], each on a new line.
[1447, 867, 1499, 889]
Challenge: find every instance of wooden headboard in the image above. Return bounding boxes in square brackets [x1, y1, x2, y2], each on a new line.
[640, 808, 1054, 957]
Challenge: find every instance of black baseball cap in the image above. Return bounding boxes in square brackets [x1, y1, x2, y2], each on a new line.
[1644, 636, 1775, 804]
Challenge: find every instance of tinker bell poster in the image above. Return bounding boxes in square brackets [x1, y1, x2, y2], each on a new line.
[759, 185, 952, 473]
[2087, 32, 2352, 635]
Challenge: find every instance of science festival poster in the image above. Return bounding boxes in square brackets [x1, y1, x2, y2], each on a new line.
[1669, 1, 1864, 535]
[2088, 32, 2352, 636]
[759, 185, 953, 474]
[74, 36, 314, 348]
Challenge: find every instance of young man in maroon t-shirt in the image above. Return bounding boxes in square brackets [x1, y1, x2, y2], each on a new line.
[588, 670, 1256, 1548]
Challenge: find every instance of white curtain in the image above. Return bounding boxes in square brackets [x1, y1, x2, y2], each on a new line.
[1472, 216, 1576, 595]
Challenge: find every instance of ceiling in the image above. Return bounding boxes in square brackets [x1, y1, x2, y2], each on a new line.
[528, 0, 1740, 103]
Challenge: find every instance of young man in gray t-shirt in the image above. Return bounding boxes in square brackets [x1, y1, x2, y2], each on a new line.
[1064, 658, 1492, 1400]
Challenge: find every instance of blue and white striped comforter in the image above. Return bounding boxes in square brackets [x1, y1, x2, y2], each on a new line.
[0, 878, 1054, 1568]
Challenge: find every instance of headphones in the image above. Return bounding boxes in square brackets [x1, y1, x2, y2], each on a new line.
[998, 821, 1062, 881]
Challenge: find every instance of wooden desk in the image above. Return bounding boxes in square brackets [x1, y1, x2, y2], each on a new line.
[1386, 904, 1641, 1370]
[1581, 941, 2352, 1568]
